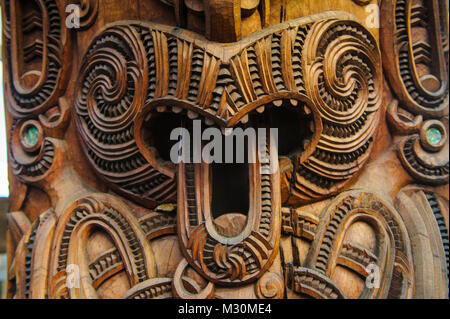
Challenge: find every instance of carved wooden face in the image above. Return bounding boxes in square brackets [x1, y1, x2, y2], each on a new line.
[2, 0, 448, 299]
[71, 5, 385, 287]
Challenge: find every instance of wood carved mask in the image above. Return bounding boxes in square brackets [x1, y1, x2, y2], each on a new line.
[1, 0, 448, 299]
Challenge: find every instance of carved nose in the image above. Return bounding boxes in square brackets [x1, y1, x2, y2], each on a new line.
[175, 0, 265, 42]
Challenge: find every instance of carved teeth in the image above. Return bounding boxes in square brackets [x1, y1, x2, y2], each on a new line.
[172, 106, 183, 113]
[221, 127, 233, 136]
[240, 115, 249, 124]
[156, 106, 166, 112]
[303, 139, 311, 150]
[290, 99, 298, 107]
[304, 106, 311, 115]
[205, 118, 214, 126]
[257, 106, 265, 113]
[187, 110, 198, 119]
[273, 100, 283, 107]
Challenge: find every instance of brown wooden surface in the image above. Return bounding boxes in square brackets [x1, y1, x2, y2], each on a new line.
[1, 0, 448, 299]
[0, 198, 8, 254]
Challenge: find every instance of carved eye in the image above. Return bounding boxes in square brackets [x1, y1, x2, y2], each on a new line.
[264, 105, 315, 159]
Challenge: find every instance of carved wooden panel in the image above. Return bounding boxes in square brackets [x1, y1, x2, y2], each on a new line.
[1, 0, 448, 299]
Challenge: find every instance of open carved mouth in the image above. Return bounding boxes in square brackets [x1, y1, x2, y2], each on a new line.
[145, 100, 315, 227]
[141, 98, 316, 283]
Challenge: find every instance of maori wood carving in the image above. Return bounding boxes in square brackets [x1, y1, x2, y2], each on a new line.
[1, 0, 448, 299]
[382, 0, 449, 185]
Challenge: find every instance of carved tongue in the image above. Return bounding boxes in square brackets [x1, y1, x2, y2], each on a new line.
[177, 124, 281, 284]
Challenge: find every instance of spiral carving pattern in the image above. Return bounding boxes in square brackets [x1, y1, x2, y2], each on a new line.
[288, 19, 382, 203]
[75, 25, 175, 207]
